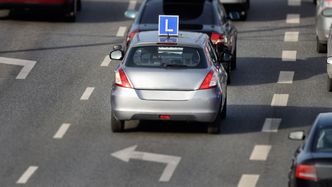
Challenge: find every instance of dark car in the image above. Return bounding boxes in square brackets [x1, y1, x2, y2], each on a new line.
[288, 113, 332, 187]
[0, 0, 81, 21]
[124, 0, 237, 83]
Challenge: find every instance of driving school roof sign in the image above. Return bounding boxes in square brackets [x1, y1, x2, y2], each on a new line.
[158, 15, 179, 36]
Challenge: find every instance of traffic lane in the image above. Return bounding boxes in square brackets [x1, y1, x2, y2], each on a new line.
[238, 0, 314, 22]
[0, 1, 132, 186]
[5, 0, 129, 23]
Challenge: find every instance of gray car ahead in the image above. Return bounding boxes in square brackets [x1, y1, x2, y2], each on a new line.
[109, 31, 228, 134]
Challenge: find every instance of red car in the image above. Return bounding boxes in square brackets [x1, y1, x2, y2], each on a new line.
[0, 0, 81, 21]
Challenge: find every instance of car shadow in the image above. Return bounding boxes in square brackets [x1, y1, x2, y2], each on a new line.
[120, 105, 332, 134]
[230, 56, 326, 86]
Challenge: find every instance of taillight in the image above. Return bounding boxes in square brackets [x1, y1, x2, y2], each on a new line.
[295, 164, 318, 181]
[127, 29, 139, 43]
[210, 32, 225, 45]
[159, 115, 171, 120]
[115, 68, 132, 88]
[199, 70, 218, 90]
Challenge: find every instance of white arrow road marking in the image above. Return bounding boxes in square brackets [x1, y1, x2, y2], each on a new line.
[0, 57, 36, 79]
[111, 145, 181, 182]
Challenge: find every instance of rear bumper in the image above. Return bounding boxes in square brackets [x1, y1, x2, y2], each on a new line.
[111, 86, 223, 122]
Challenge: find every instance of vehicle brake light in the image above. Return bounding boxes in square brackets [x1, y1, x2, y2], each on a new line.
[295, 164, 318, 181]
[115, 68, 132, 88]
[211, 32, 225, 45]
[159, 115, 171, 120]
[127, 29, 139, 44]
[199, 70, 218, 90]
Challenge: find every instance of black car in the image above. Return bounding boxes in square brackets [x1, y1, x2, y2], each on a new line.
[288, 113, 332, 187]
[124, 0, 237, 82]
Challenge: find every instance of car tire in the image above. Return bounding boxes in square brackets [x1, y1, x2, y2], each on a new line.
[226, 63, 231, 84]
[231, 48, 237, 70]
[77, 0, 82, 11]
[64, 0, 77, 22]
[208, 115, 221, 134]
[240, 12, 247, 21]
[317, 37, 327, 53]
[220, 97, 227, 120]
[207, 102, 224, 134]
[111, 111, 125, 132]
[328, 77, 332, 92]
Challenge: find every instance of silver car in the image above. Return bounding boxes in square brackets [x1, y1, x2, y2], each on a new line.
[109, 31, 228, 134]
[316, 0, 332, 53]
[327, 25, 332, 91]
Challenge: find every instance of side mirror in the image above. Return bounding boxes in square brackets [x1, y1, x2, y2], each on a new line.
[124, 10, 137, 19]
[327, 57, 332, 64]
[110, 50, 124, 60]
[227, 11, 240, 20]
[289, 131, 305, 141]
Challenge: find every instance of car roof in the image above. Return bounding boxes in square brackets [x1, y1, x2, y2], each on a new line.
[316, 112, 332, 128]
[130, 31, 209, 48]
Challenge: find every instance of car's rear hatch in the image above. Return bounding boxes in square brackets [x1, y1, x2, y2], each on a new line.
[123, 67, 210, 101]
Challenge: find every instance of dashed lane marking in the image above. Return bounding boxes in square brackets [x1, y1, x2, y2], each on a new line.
[271, 94, 289, 107]
[284, 32, 299, 42]
[282, 50, 297, 61]
[128, 0, 137, 10]
[278, 71, 294, 84]
[250, 145, 272, 161]
[286, 14, 300, 24]
[80, 87, 95, 100]
[100, 55, 111, 67]
[288, 0, 301, 6]
[16, 166, 38, 184]
[116, 26, 127, 37]
[53, 123, 71, 139]
[237, 174, 259, 187]
[262, 118, 282, 133]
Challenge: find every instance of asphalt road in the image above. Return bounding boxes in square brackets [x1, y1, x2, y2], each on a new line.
[0, 0, 332, 186]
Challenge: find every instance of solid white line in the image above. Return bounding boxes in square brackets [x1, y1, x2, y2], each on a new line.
[262, 118, 282, 133]
[271, 94, 289, 106]
[250, 145, 271, 161]
[116, 26, 127, 37]
[0, 57, 37, 79]
[286, 14, 300, 24]
[282, 50, 297, 61]
[53, 123, 71, 139]
[80, 87, 95, 100]
[288, 0, 301, 6]
[100, 55, 111, 67]
[284, 32, 299, 42]
[278, 71, 294, 84]
[237, 174, 259, 187]
[128, 0, 137, 10]
[16, 166, 38, 184]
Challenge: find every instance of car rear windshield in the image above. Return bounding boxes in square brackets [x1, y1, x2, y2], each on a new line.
[315, 127, 332, 152]
[140, 0, 215, 25]
[125, 46, 207, 68]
